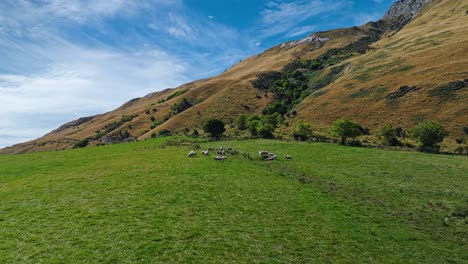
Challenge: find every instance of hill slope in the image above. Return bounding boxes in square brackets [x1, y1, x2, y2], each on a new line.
[2, 0, 467, 154]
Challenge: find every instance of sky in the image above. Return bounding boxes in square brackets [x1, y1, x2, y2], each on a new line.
[0, 0, 395, 148]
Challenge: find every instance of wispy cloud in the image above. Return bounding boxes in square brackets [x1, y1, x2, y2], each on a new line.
[259, 0, 349, 38]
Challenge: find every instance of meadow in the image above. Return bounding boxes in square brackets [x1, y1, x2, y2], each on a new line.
[0, 137, 467, 263]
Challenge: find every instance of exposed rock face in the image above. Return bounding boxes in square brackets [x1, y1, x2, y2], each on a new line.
[383, 0, 432, 21]
[282, 34, 330, 48]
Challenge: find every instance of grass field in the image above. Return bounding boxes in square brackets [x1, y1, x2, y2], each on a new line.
[1, 137, 467, 263]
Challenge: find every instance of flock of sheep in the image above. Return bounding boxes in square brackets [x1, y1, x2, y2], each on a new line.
[187, 146, 292, 161]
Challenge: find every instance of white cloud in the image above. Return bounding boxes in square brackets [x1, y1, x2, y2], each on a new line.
[0, 45, 190, 147]
[166, 14, 196, 40]
[259, 0, 349, 38]
[287, 25, 317, 38]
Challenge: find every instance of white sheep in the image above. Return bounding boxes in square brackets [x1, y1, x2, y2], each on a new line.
[187, 150, 196, 157]
[259, 150, 268, 157]
[201, 150, 209, 156]
[214, 155, 227, 161]
[284, 154, 292, 160]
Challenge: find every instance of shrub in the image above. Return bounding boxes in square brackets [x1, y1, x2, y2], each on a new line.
[293, 121, 313, 141]
[120, 115, 134, 123]
[247, 120, 260, 136]
[158, 129, 171, 137]
[380, 124, 399, 146]
[410, 121, 447, 149]
[73, 138, 89, 149]
[236, 114, 247, 130]
[257, 123, 274, 139]
[203, 119, 226, 139]
[330, 118, 362, 145]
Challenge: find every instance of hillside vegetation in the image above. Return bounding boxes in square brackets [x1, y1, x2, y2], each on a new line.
[1, 0, 467, 154]
[0, 137, 467, 263]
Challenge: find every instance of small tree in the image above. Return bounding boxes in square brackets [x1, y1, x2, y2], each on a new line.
[293, 120, 313, 141]
[410, 121, 447, 149]
[247, 119, 260, 136]
[235, 114, 247, 130]
[380, 124, 399, 146]
[330, 118, 362, 145]
[258, 123, 274, 139]
[203, 119, 226, 139]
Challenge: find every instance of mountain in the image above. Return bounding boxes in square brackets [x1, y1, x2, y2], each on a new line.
[2, 0, 467, 154]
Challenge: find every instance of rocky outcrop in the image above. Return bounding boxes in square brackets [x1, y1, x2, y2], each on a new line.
[383, 0, 432, 21]
[282, 34, 330, 48]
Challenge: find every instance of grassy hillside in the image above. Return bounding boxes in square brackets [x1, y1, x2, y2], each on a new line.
[1, 137, 467, 263]
[1, 0, 467, 155]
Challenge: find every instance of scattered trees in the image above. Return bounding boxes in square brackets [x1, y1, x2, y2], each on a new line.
[330, 118, 362, 145]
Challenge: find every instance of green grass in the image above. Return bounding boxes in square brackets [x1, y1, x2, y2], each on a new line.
[1, 137, 467, 263]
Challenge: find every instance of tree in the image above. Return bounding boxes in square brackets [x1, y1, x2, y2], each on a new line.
[235, 114, 247, 130]
[410, 121, 447, 149]
[247, 119, 260, 136]
[203, 119, 226, 139]
[380, 124, 399, 146]
[293, 120, 313, 141]
[257, 123, 274, 138]
[330, 118, 362, 145]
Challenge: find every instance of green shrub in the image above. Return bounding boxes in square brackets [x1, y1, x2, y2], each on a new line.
[236, 114, 247, 130]
[258, 123, 274, 139]
[380, 124, 399, 146]
[158, 129, 171, 137]
[410, 121, 447, 149]
[330, 118, 362, 145]
[293, 121, 313, 141]
[203, 119, 226, 139]
[73, 138, 89, 149]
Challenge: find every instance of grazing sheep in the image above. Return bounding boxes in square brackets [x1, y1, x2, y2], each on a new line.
[259, 150, 269, 157]
[201, 150, 209, 156]
[284, 154, 292, 160]
[264, 155, 276, 161]
[268, 152, 276, 157]
[214, 155, 227, 161]
[187, 150, 196, 157]
[217, 149, 225, 155]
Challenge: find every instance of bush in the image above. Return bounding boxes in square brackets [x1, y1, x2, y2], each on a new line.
[463, 127, 468, 135]
[203, 119, 226, 139]
[257, 123, 274, 139]
[158, 129, 171, 137]
[380, 124, 399, 146]
[236, 114, 247, 130]
[330, 118, 362, 145]
[247, 120, 260, 136]
[73, 138, 89, 149]
[410, 121, 447, 149]
[293, 121, 313, 141]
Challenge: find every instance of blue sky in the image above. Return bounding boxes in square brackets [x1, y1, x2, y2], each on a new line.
[0, 0, 394, 148]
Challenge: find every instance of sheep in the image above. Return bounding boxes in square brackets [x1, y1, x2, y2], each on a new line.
[187, 150, 196, 157]
[268, 152, 276, 157]
[201, 150, 209, 156]
[284, 154, 292, 160]
[259, 150, 269, 157]
[214, 155, 227, 161]
[217, 149, 225, 155]
[264, 155, 276, 161]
